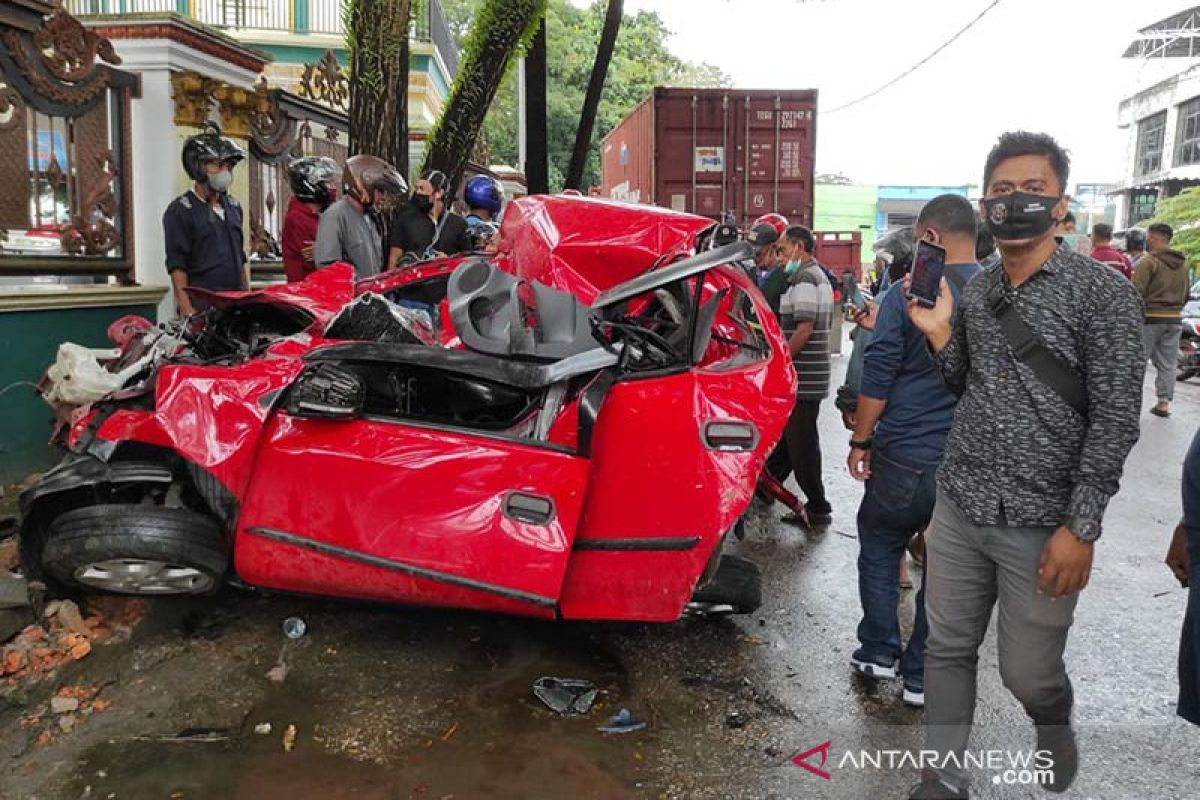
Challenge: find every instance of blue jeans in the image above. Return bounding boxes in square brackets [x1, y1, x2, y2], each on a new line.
[855, 448, 937, 686]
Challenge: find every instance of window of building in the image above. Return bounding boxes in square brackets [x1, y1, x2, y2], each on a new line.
[1176, 98, 1200, 166]
[1136, 112, 1167, 176]
[0, 95, 128, 262]
[1129, 189, 1159, 225]
[885, 212, 917, 230]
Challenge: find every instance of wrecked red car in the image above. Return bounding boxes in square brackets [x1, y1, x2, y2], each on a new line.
[19, 196, 796, 623]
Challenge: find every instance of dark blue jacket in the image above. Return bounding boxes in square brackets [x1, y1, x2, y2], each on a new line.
[1185, 428, 1199, 539]
[163, 191, 246, 292]
[859, 262, 980, 466]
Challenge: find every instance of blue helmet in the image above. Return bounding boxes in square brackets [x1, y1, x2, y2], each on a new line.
[464, 175, 504, 215]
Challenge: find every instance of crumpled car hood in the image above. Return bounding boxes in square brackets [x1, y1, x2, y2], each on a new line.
[186, 263, 356, 327]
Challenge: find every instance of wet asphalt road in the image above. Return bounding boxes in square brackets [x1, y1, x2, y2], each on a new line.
[1, 352, 1197, 800]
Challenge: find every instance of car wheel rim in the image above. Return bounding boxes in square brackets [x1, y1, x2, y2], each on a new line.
[73, 559, 213, 594]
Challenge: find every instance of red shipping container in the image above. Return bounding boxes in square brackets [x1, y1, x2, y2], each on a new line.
[813, 231, 863, 282]
[601, 87, 818, 229]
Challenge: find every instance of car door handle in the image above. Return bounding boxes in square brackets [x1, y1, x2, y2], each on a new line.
[702, 420, 760, 451]
[503, 492, 556, 525]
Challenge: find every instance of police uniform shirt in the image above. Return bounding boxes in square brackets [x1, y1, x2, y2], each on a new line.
[162, 190, 246, 292]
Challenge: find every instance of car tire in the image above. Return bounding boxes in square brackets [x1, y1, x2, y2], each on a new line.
[42, 504, 227, 596]
[691, 555, 762, 614]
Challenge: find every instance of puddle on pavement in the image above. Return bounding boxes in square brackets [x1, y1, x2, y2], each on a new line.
[69, 601, 666, 800]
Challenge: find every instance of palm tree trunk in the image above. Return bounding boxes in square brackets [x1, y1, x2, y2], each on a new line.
[346, 0, 411, 174]
[564, 0, 622, 191]
[422, 0, 545, 190]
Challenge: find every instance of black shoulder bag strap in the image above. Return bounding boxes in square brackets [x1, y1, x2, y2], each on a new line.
[984, 280, 1088, 416]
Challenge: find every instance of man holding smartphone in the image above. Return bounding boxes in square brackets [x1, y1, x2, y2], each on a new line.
[846, 195, 981, 708]
[906, 132, 1144, 799]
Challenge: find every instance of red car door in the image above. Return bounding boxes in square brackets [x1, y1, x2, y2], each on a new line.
[233, 414, 589, 619]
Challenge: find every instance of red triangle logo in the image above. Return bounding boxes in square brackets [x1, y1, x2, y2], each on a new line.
[791, 741, 832, 780]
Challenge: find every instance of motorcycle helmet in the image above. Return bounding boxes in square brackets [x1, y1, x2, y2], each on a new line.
[343, 154, 407, 204]
[181, 121, 244, 183]
[710, 222, 740, 249]
[464, 175, 504, 215]
[287, 156, 339, 207]
[872, 225, 915, 275]
[1124, 227, 1147, 252]
[753, 213, 790, 238]
[466, 220, 500, 252]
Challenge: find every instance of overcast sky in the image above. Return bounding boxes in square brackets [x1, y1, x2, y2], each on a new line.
[602, 0, 1191, 191]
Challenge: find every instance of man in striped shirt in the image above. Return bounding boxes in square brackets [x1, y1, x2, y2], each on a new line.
[774, 225, 836, 525]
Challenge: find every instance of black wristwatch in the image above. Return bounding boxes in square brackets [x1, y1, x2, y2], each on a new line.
[849, 437, 872, 450]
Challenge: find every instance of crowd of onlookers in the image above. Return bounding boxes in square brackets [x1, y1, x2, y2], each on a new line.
[161, 122, 505, 316]
[744, 131, 1198, 800]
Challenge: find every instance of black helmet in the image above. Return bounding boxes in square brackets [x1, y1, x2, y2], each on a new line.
[181, 121, 244, 182]
[710, 222, 740, 248]
[343, 154, 407, 202]
[872, 225, 915, 274]
[288, 156, 339, 206]
[1124, 228, 1147, 251]
[466, 220, 500, 251]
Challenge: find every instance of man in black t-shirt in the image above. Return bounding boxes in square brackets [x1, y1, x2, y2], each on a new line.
[387, 169, 467, 269]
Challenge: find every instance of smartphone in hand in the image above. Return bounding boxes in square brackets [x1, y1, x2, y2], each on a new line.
[906, 239, 946, 308]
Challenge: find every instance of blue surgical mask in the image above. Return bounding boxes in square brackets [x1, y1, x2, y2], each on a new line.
[785, 259, 801, 275]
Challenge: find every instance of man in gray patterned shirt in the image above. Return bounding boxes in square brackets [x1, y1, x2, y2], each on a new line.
[906, 132, 1144, 800]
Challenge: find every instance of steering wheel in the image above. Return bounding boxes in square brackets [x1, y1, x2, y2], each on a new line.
[590, 317, 678, 368]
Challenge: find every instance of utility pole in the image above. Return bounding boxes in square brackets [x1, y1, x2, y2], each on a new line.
[523, 18, 549, 194]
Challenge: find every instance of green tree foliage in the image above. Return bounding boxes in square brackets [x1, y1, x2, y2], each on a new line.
[1150, 187, 1200, 274]
[440, 0, 729, 190]
[421, 0, 546, 190]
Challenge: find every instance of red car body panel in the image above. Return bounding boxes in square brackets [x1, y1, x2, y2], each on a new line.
[187, 263, 356, 328]
[83, 357, 307, 498]
[559, 266, 795, 621]
[49, 198, 796, 622]
[233, 417, 588, 617]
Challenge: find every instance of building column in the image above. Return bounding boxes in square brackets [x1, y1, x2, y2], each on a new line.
[293, 0, 308, 33]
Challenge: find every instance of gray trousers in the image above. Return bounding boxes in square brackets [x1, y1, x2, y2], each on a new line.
[924, 491, 1077, 788]
[1143, 322, 1182, 402]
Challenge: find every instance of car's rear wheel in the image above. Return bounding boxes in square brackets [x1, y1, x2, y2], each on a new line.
[42, 505, 227, 596]
[689, 555, 762, 615]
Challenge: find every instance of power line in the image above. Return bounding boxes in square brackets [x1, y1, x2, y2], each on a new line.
[825, 0, 1004, 115]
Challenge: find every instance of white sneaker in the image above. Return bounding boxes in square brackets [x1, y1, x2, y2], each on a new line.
[903, 684, 925, 707]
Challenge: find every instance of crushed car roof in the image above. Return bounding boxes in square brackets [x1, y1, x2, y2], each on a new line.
[496, 194, 715, 303]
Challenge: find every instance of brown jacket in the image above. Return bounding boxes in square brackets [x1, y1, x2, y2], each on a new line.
[1133, 248, 1190, 321]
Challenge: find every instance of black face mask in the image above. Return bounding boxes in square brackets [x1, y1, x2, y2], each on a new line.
[983, 192, 1060, 243]
[411, 193, 433, 213]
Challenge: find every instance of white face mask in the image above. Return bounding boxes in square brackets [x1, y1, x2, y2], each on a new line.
[208, 168, 234, 193]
